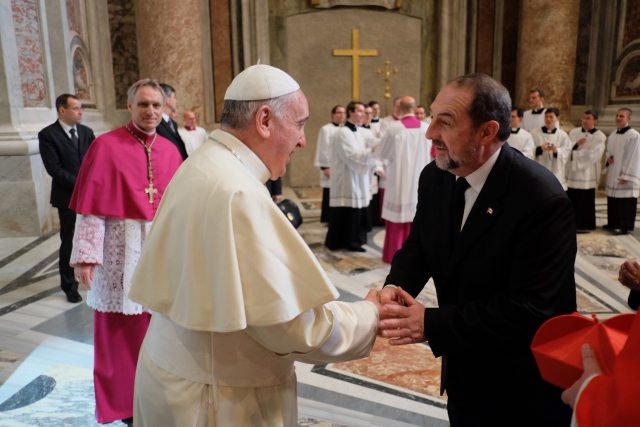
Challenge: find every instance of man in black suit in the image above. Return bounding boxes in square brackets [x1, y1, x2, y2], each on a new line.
[378, 74, 576, 426]
[156, 83, 188, 160]
[39, 94, 95, 303]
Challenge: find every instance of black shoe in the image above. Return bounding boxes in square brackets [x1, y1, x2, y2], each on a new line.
[603, 224, 613, 230]
[347, 245, 366, 252]
[121, 417, 133, 426]
[66, 291, 82, 303]
[611, 229, 629, 235]
[576, 229, 592, 234]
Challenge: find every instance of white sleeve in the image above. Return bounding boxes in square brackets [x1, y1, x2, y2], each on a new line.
[245, 300, 379, 364]
[334, 131, 375, 175]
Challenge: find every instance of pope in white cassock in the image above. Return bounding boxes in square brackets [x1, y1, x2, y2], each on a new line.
[376, 96, 430, 263]
[129, 65, 381, 426]
[566, 110, 606, 232]
[531, 108, 571, 190]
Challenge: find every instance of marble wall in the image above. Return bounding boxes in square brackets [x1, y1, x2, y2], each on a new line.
[107, 0, 139, 110]
[136, 0, 207, 127]
[517, 0, 581, 122]
[572, 0, 593, 106]
[65, 0, 83, 37]
[611, 0, 640, 102]
[210, 0, 233, 122]
[12, 0, 48, 109]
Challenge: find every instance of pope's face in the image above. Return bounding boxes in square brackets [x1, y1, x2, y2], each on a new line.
[510, 110, 521, 128]
[415, 107, 426, 121]
[426, 85, 479, 175]
[268, 90, 309, 179]
[128, 85, 165, 132]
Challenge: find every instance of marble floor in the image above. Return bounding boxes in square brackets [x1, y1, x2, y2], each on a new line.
[0, 191, 636, 426]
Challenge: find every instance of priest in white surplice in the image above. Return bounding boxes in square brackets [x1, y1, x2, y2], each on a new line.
[368, 100, 382, 137]
[507, 108, 535, 159]
[129, 65, 381, 427]
[522, 88, 547, 131]
[177, 110, 208, 155]
[566, 110, 606, 232]
[531, 108, 572, 190]
[376, 96, 430, 263]
[325, 101, 382, 252]
[378, 96, 402, 138]
[314, 105, 345, 223]
[603, 108, 640, 235]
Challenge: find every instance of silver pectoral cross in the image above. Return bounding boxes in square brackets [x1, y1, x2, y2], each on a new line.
[145, 183, 158, 203]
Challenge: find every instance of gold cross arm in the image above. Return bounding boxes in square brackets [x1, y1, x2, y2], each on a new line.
[145, 183, 158, 204]
[333, 29, 378, 100]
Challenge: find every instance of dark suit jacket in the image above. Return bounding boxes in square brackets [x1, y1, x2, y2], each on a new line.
[156, 118, 188, 160]
[385, 143, 576, 425]
[39, 121, 95, 209]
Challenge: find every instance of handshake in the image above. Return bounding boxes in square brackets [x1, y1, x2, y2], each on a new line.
[363, 286, 427, 346]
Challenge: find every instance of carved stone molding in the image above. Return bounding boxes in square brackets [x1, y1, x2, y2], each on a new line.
[310, 0, 402, 9]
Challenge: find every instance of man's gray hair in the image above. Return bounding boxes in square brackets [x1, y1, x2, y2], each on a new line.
[220, 92, 295, 129]
[127, 78, 166, 105]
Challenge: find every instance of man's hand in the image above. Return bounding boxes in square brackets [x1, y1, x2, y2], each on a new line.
[561, 344, 602, 409]
[619, 178, 628, 185]
[364, 289, 383, 313]
[378, 286, 399, 305]
[371, 144, 380, 153]
[607, 155, 614, 165]
[323, 168, 331, 179]
[551, 144, 558, 153]
[375, 169, 386, 178]
[619, 259, 640, 291]
[577, 137, 587, 146]
[378, 287, 426, 345]
[74, 263, 96, 290]
[541, 142, 552, 152]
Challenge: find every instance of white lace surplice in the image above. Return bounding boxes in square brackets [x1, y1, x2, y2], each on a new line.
[70, 214, 151, 315]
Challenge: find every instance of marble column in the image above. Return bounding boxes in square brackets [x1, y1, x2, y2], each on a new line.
[136, 0, 214, 127]
[516, 0, 581, 124]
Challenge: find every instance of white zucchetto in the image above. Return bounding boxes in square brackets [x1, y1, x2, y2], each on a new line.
[224, 64, 300, 101]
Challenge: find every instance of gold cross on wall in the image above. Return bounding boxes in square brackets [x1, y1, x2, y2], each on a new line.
[333, 29, 378, 101]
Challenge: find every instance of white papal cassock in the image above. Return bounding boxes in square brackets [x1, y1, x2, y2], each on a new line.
[507, 128, 535, 160]
[128, 130, 378, 427]
[531, 127, 572, 190]
[566, 127, 606, 190]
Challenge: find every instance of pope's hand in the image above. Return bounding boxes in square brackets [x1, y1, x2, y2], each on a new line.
[618, 259, 640, 291]
[364, 289, 383, 314]
[74, 263, 95, 290]
[561, 344, 602, 409]
[378, 287, 426, 345]
[378, 286, 400, 305]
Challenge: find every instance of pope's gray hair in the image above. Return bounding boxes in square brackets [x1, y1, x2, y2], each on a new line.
[220, 92, 296, 129]
[127, 78, 166, 105]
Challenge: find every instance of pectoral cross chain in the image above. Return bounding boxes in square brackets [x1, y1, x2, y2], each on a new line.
[145, 183, 158, 204]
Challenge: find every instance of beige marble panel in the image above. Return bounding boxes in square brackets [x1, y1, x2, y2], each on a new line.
[516, 0, 580, 123]
[285, 9, 422, 187]
[136, 0, 206, 128]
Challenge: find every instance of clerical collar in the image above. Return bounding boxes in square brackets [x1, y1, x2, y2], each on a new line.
[371, 118, 380, 123]
[510, 128, 520, 134]
[132, 121, 155, 136]
[531, 108, 545, 115]
[210, 130, 270, 183]
[58, 119, 77, 137]
[185, 126, 196, 131]
[331, 122, 340, 127]
[344, 121, 358, 132]
[617, 126, 631, 134]
[581, 127, 597, 134]
[361, 124, 371, 129]
[542, 126, 557, 134]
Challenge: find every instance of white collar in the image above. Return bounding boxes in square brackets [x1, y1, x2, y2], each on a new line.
[460, 147, 502, 194]
[162, 112, 170, 122]
[58, 119, 77, 135]
[132, 121, 155, 136]
[210, 130, 271, 184]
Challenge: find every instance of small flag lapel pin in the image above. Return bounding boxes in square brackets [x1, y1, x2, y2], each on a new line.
[487, 207, 494, 215]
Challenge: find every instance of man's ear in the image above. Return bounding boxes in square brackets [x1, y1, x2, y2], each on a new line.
[478, 120, 500, 146]
[255, 105, 272, 139]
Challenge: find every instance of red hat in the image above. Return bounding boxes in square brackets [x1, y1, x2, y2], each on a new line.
[531, 312, 635, 389]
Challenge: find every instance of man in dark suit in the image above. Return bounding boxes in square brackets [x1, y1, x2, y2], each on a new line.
[378, 74, 576, 426]
[39, 94, 95, 303]
[156, 83, 188, 160]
